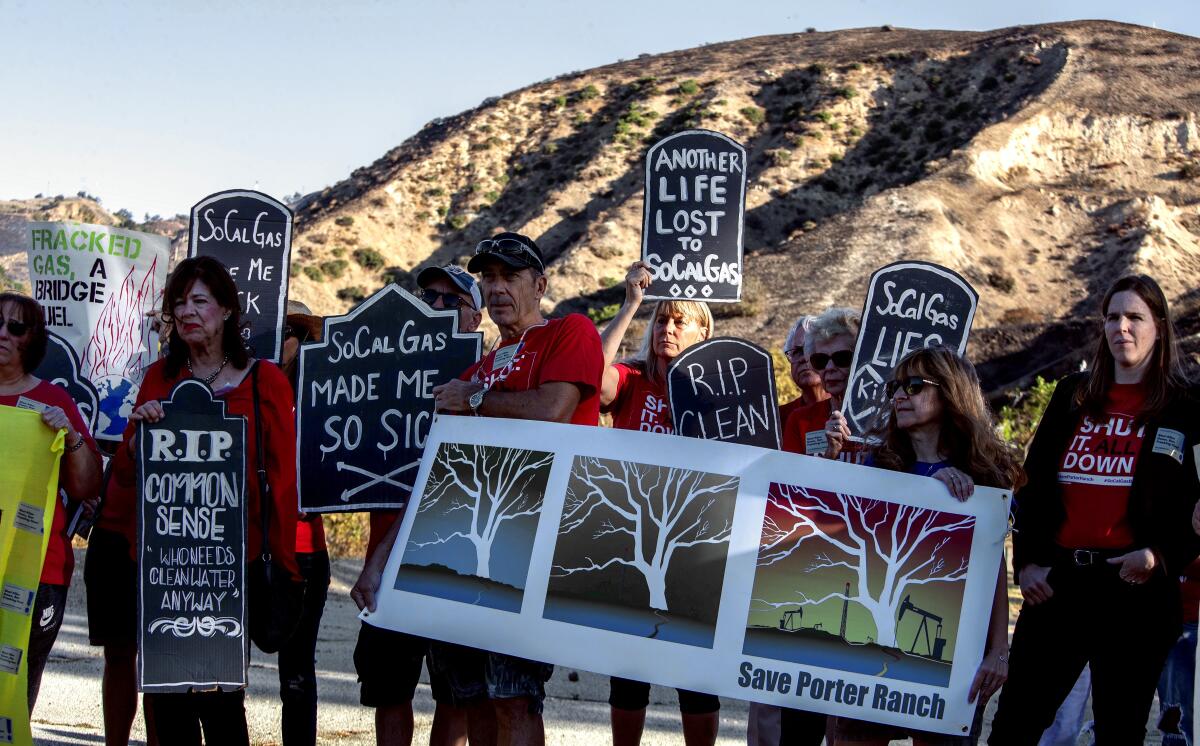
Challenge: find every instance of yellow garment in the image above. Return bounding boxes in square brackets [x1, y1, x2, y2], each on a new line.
[0, 407, 63, 746]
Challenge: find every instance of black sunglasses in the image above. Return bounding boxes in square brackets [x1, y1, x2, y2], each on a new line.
[284, 325, 311, 344]
[421, 289, 474, 311]
[885, 376, 941, 398]
[474, 237, 544, 273]
[809, 350, 854, 370]
[0, 318, 29, 336]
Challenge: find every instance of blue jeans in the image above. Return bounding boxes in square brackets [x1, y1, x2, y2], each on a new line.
[1158, 622, 1198, 746]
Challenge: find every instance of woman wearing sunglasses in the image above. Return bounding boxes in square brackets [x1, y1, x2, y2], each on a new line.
[0, 293, 102, 716]
[597, 260, 720, 745]
[826, 346, 1021, 745]
[989, 275, 1200, 744]
[781, 307, 866, 463]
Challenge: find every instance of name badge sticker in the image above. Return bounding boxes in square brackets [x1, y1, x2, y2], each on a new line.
[15, 396, 46, 413]
[0, 644, 22, 675]
[1152, 427, 1185, 465]
[492, 344, 518, 371]
[14, 502, 43, 534]
[805, 430, 828, 456]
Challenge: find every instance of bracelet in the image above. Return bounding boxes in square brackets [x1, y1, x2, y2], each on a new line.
[65, 434, 86, 453]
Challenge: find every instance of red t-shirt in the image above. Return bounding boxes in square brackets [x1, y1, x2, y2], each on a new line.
[1, 381, 100, 586]
[606, 363, 671, 433]
[460, 314, 604, 426]
[779, 396, 807, 430]
[1055, 383, 1146, 550]
[295, 515, 326, 554]
[781, 398, 865, 464]
[103, 359, 301, 581]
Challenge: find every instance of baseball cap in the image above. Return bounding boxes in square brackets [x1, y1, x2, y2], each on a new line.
[416, 264, 483, 310]
[466, 232, 545, 274]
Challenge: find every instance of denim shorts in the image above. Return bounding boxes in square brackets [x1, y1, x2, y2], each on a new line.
[428, 643, 553, 713]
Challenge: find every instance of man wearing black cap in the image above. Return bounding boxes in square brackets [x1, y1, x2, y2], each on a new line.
[430, 231, 605, 744]
[351, 265, 483, 746]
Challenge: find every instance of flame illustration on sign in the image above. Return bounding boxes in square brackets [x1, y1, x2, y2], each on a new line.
[81, 255, 163, 381]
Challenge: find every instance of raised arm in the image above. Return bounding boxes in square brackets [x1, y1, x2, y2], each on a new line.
[599, 261, 651, 406]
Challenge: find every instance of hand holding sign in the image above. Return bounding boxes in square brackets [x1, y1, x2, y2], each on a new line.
[642, 130, 747, 303]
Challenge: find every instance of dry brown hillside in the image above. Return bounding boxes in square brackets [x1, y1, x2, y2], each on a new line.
[4, 21, 1200, 392]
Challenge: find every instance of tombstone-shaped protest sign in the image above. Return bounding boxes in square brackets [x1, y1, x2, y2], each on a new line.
[642, 130, 747, 303]
[33, 332, 101, 436]
[296, 285, 481, 513]
[667, 338, 780, 449]
[26, 222, 169, 441]
[137, 379, 247, 692]
[188, 190, 292, 362]
[843, 262, 979, 439]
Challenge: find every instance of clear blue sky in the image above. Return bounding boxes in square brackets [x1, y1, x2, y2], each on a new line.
[1, 0, 1195, 219]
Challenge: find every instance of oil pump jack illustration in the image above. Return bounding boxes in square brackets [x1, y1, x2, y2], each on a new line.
[898, 594, 947, 660]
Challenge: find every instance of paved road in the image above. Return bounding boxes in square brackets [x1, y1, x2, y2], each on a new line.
[32, 553, 751, 745]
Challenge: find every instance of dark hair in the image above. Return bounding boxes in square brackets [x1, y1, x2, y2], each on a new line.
[870, 346, 1026, 490]
[161, 256, 249, 378]
[1075, 274, 1185, 423]
[0, 293, 48, 373]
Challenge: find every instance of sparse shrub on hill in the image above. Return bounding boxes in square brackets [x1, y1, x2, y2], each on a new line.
[353, 248, 385, 269]
[320, 259, 349, 279]
[447, 215, 468, 231]
[987, 271, 1016, 293]
[337, 286, 367, 303]
[740, 106, 765, 125]
[834, 86, 857, 99]
[998, 377, 1057, 449]
[334, 216, 354, 227]
[302, 265, 324, 282]
[578, 84, 600, 101]
[586, 303, 620, 323]
[677, 79, 700, 95]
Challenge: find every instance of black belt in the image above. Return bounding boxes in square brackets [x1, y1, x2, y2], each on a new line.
[1055, 546, 1132, 568]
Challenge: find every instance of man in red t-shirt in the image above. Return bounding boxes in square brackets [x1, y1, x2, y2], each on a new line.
[355, 236, 601, 745]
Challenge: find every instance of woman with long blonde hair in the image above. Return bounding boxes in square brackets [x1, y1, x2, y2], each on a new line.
[597, 260, 719, 744]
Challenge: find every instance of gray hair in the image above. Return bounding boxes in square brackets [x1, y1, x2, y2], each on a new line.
[804, 307, 862, 357]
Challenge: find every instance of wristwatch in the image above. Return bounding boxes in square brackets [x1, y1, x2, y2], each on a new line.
[469, 387, 487, 414]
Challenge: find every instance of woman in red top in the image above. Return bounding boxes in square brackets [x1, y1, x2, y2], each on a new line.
[106, 256, 300, 745]
[781, 307, 865, 463]
[989, 275, 1200, 743]
[0, 293, 102, 712]
[597, 261, 719, 745]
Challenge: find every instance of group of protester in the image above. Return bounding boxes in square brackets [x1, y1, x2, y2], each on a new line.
[6, 226, 1200, 746]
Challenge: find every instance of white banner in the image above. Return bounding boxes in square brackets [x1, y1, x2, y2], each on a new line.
[26, 222, 170, 440]
[367, 416, 1010, 735]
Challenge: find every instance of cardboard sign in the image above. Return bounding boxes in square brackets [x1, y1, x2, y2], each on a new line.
[26, 222, 169, 441]
[843, 262, 978, 439]
[641, 130, 747, 302]
[137, 379, 247, 693]
[367, 415, 1010, 736]
[188, 190, 293, 362]
[33, 332, 101, 436]
[295, 285, 481, 513]
[667, 337, 780, 449]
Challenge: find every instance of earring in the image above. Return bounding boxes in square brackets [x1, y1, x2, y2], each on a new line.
[223, 314, 230, 321]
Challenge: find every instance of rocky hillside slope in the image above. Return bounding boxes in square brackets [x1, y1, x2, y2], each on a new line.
[5, 21, 1200, 391]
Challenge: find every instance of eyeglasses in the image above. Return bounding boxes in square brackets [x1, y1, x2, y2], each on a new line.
[421, 289, 475, 311]
[784, 347, 806, 362]
[885, 376, 941, 398]
[284, 325, 311, 345]
[474, 237, 544, 273]
[809, 350, 854, 370]
[0, 318, 29, 337]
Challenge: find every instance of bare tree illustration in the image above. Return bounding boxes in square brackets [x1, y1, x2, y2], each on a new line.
[753, 484, 975, 648]
[551, 457, 738, 610]
[408, 444, 553, 579]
